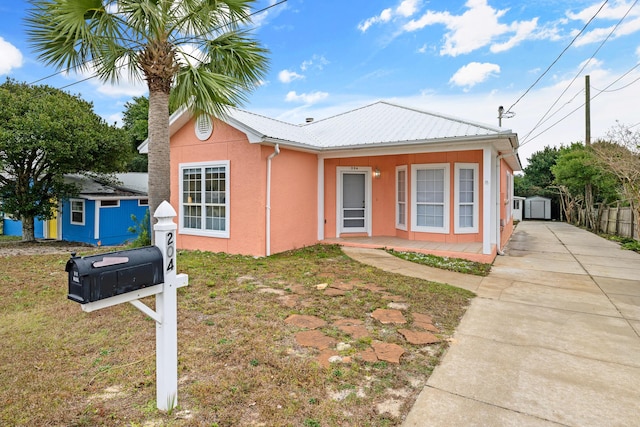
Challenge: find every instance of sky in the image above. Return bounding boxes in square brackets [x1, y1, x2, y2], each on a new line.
[1, 0, 640, 167]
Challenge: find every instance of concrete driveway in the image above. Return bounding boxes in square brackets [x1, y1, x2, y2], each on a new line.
[402, 221, 640, 426]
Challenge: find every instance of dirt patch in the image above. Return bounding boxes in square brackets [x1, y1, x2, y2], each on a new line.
[0, 240, 104, 257]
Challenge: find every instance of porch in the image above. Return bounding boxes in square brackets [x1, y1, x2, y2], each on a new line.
[322, 236, 495, 264]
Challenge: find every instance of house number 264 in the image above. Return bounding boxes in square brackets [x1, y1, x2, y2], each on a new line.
[166, 232, 175, 272]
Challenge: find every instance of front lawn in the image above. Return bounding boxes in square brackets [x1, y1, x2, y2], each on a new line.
[0, 244, 473, 426]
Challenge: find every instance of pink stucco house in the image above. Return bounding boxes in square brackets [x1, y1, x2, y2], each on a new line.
[140, 101, 521, 263]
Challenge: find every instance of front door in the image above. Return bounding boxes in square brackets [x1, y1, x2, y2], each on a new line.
[338, 168, 371, 235]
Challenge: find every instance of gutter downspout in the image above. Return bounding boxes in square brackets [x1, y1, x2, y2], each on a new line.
[266, 144, 280, 256]
[496, 155, 504, 256]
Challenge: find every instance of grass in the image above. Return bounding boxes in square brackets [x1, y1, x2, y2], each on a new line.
[605, 235, 640, 252]
[0, 243, 474, 426]
[0, 235, 21, 242]
[386, 249, 492, 276]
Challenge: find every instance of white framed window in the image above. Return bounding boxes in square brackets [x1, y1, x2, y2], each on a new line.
[396, 166, 407, 230]
[454, 163, 479, 234]
[411, 164, 450, 233]
[70, 199, 85, 225]
[179, 161, 229, 238]
[100, 200, 119, 208]
[138, 199, 149, 206]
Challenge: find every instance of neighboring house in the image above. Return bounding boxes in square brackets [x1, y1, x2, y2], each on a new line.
[140, 101, 521, 263]
[513, 196, 526, 222]
[2, 173, 149, 246]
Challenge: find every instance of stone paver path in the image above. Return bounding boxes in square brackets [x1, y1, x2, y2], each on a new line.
[371, 308, 407, 324]
[279, 280, 443, 367]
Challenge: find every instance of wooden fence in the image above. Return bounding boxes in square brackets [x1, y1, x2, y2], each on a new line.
[583, 206, 638, 240]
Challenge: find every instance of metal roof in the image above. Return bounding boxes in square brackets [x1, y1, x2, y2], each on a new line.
[227, 101, 511, 148]
[65, 173, 148, 198]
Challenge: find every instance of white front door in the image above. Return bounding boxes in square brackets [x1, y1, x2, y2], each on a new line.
[337, 167, 371, 235]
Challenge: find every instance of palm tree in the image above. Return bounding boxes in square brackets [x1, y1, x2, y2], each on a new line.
[26, 0, 269, 226]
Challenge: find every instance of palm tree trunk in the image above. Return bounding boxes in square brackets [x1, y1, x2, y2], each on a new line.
[147, 89, 171, 242]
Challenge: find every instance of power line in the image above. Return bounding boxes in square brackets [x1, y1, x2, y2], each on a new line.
[519, 0, 639, 147]
[520, 61, 640, 145]
[520, 87, 585, 143]
[591, 74, 640, 93]
[27, 0, 288, 89]
[504, 0, 609, 115]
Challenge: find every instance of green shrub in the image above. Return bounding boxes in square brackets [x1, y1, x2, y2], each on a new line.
[128, 210, 151, 247]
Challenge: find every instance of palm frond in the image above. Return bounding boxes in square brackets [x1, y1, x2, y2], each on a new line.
[26, 0, 128, 75]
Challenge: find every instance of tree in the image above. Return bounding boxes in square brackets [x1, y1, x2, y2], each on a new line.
[122, 96, 150, 172]
[592, 122, 640, 236]
[26, 0, 269, 228]
[0, 79, 129, 240]
[551, 143, 618, 225]
[515, 146, 560, 198]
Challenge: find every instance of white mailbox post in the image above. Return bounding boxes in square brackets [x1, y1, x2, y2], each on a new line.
[152, 201, 188, 410]
[77, 201, 188, 412]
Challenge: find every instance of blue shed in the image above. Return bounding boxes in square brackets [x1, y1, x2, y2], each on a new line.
[60, 173, 149, 246]
[2, 173, 149, 246]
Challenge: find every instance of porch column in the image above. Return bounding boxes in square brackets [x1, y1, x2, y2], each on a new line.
[482, 148, 494, 255]
[317, 156, 325, 241]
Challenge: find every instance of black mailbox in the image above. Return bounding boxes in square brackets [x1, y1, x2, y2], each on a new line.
[66, 246, 164, 304]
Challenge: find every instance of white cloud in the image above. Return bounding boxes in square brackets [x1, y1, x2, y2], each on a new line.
[567, 0, 638, 22]
[95, 79, 148, 97]
[278, 69, 304, 83]
[252, 0, 288, 28]
[396, 0, 420, 18]
[358, 8, 393, 32]
[176, 44, 207, 67]
[0, 37, 23, 75]
[491, 18, 538, 53]
[574, 15, 640, 46]
[403, 0, 541, 56]
[301, 55, 330, 71]
[565, 1, 640, 46]
[358, 0, 421, 32]
[449, 62, 500, 89]
[285, 90, 329, 104]
[106, 112, 123, 126]
[69, 60, 147, 98]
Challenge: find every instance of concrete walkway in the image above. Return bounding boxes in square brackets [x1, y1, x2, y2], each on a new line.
[343, 221, 640, 426]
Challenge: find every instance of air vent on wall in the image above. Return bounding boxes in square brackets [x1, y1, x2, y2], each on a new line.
[195, 115, 213, 141]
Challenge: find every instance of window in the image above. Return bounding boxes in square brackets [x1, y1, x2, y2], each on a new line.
[411, 164, 450, 233]
[100, 200, 119, 207]
[179, 161, 229, 238]
[513, 199, 520, 210]
[70, 199, 85, 225]
[454, 163, 479, 233]
[138, 199, 149, 206]
[396, 166, 407, 230]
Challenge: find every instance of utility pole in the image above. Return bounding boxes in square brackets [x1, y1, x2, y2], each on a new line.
[585, 75, 591, 146]
[585, 75, 594, 230]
